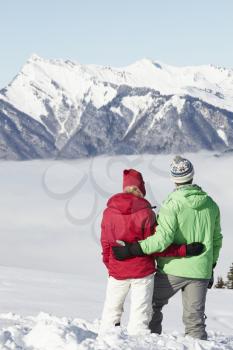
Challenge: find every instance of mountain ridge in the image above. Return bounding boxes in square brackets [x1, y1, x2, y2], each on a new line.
[0, 54, 233, 159]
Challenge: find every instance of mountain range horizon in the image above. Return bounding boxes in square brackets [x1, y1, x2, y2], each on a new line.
[0, 53, 233, 160]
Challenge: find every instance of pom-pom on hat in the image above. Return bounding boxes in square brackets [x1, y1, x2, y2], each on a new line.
[123, 169, 146, 196]
[170, 156, 194, 184]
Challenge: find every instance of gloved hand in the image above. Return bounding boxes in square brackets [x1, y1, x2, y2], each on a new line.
[208, 263, 217, 289]
[186, 242, 205, 256]
[112, 241, 145, 260]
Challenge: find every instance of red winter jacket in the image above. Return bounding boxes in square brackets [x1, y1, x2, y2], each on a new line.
[101, 193, 186, 279]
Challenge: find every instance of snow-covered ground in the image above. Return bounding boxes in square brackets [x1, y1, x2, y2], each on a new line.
[0, 153, 232, 349]
[0, 266, 233, 349]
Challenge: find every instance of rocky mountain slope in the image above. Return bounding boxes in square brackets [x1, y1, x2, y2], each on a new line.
[0, 54, 233, 159]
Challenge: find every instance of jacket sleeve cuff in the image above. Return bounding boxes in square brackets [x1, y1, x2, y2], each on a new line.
[180, 245, 187, 257]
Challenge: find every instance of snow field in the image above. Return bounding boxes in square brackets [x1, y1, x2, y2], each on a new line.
[0, 153, 232, 349]
[0, 311, 232, 349]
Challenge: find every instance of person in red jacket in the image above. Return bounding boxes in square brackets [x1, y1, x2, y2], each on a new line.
[99, 169, 201, 336]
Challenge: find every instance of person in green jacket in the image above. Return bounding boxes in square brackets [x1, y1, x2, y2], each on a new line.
[112, 156, 222, 340]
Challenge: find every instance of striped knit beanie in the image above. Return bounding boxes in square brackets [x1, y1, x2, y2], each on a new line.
[170, 156, 194, 184]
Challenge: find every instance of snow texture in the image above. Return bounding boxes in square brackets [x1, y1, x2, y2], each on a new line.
[0, 311, 232, 349]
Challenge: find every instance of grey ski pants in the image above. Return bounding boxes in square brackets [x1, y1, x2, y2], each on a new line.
[149, 272, 209, 340]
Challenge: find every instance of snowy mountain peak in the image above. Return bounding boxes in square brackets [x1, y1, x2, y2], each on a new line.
[27, 53, 78, 66]
[0, 54, 233, 159]
[4, 54, 233, 113]
[128, 57, 161, 68]
[28, 53, 43, 62]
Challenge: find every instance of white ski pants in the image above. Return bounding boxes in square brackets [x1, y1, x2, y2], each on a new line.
[99, 273, 154, 335]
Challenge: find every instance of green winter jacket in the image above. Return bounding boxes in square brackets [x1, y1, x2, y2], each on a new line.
[139, 185, 222, 279]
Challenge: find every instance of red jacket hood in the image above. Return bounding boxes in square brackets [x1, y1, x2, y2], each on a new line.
[107, 193, 152, 215]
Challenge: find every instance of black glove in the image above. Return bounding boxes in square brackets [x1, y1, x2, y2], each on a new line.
[186, 242, 205, 256]
[208, 263, 217, 289]
[112, 241, 145, 260]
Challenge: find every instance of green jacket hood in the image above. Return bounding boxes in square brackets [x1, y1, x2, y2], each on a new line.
[172, 185, 210, 210]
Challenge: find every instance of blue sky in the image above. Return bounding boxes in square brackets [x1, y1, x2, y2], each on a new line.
[1, 0, 232, 88]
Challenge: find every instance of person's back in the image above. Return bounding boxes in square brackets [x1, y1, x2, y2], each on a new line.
[100, 169, 157, 336]
[99, 168, 187, 336]
[101, 192, 156, 279]
[138, 156, 223, 340]
[111, 157, 223, 340]
[156, 184, 221, 279]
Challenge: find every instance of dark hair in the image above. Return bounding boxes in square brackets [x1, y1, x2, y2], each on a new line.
[176, 179, 193, 186]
